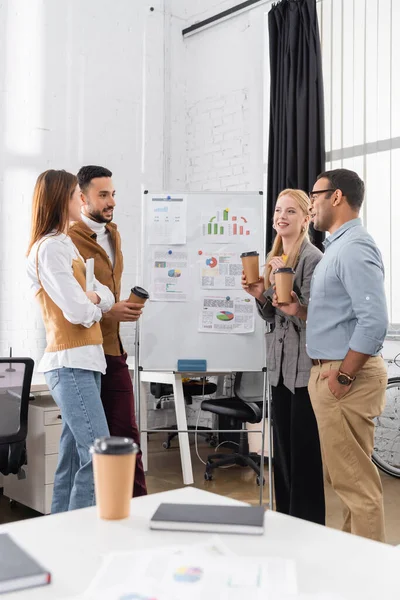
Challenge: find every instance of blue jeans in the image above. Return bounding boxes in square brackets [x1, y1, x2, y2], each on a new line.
[45, 368, 109, 512]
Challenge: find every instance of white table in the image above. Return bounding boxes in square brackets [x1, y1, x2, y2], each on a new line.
[0, 487, 398, 600]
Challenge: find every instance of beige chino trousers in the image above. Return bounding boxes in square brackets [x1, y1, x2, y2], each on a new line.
[308, 357, 387, 542]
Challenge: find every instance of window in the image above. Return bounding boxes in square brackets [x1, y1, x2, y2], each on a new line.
[317, 0, 400, 330]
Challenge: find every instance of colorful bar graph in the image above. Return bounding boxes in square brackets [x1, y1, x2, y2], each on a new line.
[204, 211, 251, 237]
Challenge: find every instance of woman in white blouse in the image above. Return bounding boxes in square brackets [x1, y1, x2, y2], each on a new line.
[27, 169, 114, 512]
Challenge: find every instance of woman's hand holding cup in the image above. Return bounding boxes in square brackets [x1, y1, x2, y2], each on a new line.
[241, 271, 265, 303]
[268, 256, 286, 285]
[272, 288, 300, 313]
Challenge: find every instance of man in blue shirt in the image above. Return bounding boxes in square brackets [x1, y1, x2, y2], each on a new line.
[276, 169, 388, 542]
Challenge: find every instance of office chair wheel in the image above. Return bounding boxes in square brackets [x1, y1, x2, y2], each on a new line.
[256, 476, 265, 486]
[208, 436, 218, 448]
[204, 471, 213, 481]
[162, 441, 171, 450]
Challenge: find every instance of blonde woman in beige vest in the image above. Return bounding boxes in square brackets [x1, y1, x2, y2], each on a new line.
[27, 170, 115, 512]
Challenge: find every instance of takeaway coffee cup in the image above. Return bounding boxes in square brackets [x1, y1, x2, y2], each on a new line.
[274, 267, 295, 304]
[240, 251, 260, 285]
[128, 286, 149, 305]
[91, 436, 138, 520]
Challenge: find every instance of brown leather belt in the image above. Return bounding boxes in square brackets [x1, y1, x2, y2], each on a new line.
[312, 359, 341, 366]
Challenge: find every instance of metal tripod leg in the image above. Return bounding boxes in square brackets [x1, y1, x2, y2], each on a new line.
[258, 369, 274, 510]
[267, 375, 274, 510]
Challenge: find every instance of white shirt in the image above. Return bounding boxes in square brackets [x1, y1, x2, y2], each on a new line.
[81, 214, 115, 267]
[27, 233, 115, 374]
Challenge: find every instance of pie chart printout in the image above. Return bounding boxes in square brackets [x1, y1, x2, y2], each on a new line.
[216, 311, 234, 322]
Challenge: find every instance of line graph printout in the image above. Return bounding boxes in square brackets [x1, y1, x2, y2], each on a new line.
[148, 195, 187, 245]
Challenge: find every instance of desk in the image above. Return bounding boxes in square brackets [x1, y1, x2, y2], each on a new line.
[0, 487, 398, 600]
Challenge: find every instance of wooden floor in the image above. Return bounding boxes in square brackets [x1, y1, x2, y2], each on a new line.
[1, 433, 399, 545]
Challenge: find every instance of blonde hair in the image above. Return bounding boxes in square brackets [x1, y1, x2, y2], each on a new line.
[265, 188, 310, 287]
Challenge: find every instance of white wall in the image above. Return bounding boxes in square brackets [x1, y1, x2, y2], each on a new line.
[171, 0, 248, 21]
[0, 0, 166, 363]
[169, 0, 268, 192]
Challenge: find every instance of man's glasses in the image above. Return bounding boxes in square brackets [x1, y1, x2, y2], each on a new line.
[308, 189, 336, 201]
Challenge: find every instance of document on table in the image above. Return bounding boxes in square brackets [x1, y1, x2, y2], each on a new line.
[199, 294, 255, 333]
[83, 537, 232, 599]
[147, 195, 187, 245]
[82, 537, 297, 600]
[151, 248, 189, 301]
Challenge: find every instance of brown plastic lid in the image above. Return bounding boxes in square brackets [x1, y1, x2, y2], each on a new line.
[91, 436, 138, 455]
[240, 251, 259, 258]
[273, 267, 295, 274]
[130, 286, 149, 299]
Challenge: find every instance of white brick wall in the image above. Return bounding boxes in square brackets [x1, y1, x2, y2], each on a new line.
[169, 0, 267, 193]
[186, 90, 250, 192]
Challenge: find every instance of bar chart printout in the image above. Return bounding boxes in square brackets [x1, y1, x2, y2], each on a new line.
[201, 208, 256, 243]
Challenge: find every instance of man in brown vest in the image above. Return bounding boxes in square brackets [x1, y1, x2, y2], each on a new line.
[69, 165, 147, 497]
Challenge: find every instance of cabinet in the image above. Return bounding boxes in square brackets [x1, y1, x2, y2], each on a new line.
[3, 395, 61, 514]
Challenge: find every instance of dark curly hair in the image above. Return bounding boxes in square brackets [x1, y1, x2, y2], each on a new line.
[77, 165, 112, 193]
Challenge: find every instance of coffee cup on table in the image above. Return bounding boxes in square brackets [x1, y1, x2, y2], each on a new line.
[128, 286, 149, 305]
[274, 267, 295, 304]
[240, 251, 260, 285]
[91, 436, 138, 520]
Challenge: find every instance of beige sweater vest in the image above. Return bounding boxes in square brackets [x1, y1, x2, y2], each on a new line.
[35, 239, 103, 353]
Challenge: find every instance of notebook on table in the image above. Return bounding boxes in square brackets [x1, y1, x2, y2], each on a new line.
[0, 533, 51, 594]
[150, 503, 265, 535]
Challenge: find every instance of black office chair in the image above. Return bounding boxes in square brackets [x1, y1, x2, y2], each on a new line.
[201, 371, 267, 486]
[0, 358, 34, 476]
[150, 378, 218, 449]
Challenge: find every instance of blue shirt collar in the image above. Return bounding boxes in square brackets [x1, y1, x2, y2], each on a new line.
[323, 218, 362, 248]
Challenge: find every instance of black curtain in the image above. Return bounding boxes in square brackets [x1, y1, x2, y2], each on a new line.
[267, 0, 325, 251]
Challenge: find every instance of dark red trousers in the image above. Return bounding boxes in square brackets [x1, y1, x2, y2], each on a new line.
[101, 353, 147, 497]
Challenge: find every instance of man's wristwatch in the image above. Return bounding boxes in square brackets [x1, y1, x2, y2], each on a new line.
[337, 371, 356, 386]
